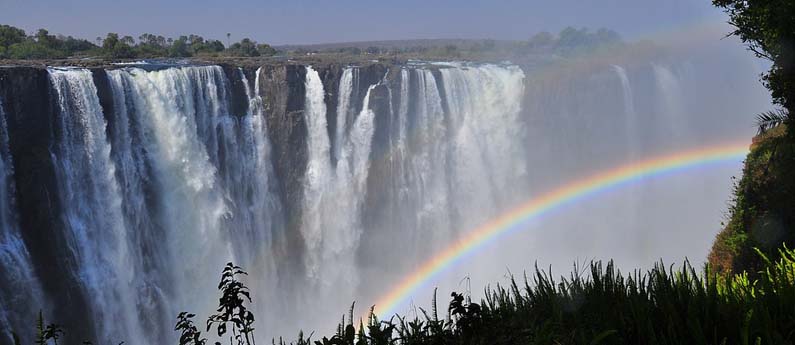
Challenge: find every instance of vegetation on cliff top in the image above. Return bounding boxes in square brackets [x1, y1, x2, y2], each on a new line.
[708, 0, 795, 274]
[0, 24, 627, 63]
[0, 24, 277, 60]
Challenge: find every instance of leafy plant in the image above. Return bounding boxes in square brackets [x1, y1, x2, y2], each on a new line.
[207, 262, 257, 345]
[176, 312, 207, 345]
[756, 109, 789, 135]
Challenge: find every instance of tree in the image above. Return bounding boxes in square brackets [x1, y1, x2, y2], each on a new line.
[0, 25, 27, 49]
[169, 36, 191, 57]
[228, 38, 260, 57]
[102, 33, 134, 58]
[713, 0, 795, 115]
[256, 43, 276, 56]
[35, 29, 57, 49]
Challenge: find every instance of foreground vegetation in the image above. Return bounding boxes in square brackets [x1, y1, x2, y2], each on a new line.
[11, 245, 795, 345]
[708, 0, 795, 275]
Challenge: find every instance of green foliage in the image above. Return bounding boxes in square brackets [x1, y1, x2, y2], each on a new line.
[102, 33, 135, 58]
[11, 249, 795, 344]
[713, 0, 795, 121]
[0, 25, 96, 59]
[206, 262, 256, 345]
[30, 311, 64, 345]
[709, 124, 795, 275]
[169, 36, 191, 58]
[0, 25, 27, 49]
[227, 38, 276, 57]
[6, 41, 65, 59]
[265, 246, 795, 345]
[0, 24, 279, 60]
[756, 109, 789, 135]
[175, 312, 207, 345]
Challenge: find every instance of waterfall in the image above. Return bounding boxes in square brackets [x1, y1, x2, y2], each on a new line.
[0, 98, 46, 344]
[652, 64, 687, 142]
[299, 66, 377, 319]
[612, 65, 639, 157]
[48, 68, 143, 343]
[407, 69, 451, 249]
[2, 56, 762, 343]
[611, 65, 644, 259]
[440, 64, 526, 223]
[300, 66, 333, 280]
[335, 68, 355, 162]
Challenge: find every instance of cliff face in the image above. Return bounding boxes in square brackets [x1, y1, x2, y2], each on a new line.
[709, 125, 795, 274]
[0, 62, 399, 344]
[0, 67, 97, 342]
[0, 58, 619, 345]
[258, 64, 309, 282]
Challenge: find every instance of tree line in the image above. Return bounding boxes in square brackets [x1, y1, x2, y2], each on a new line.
[0, 24, 278, 60]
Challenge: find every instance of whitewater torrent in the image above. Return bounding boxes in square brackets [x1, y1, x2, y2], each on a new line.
[0, 49, 771, 344]
[300, 67, 378, 322]
[48, 68, 144, 343]
[0, 98, 46, 343]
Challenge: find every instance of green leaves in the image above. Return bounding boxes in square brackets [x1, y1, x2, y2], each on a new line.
[175, 312, 207, 345]
[206, 262, 256, 345]
[755, 109, 789, 135]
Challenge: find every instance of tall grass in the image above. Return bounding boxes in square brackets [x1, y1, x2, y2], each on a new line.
[10, 246, 795, 344]
[278, 246, 795, 345]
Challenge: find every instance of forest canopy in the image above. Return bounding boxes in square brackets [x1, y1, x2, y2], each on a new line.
[0, 24, 278, 59]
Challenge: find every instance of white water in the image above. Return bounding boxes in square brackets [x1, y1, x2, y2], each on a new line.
[0, 98, 46, 344]
[612, 65, 638, 157]
[299, 67, 379, 327]
[49, 68, 142, 343]
[0, 48, 772, 343]
[652, 64, 688, 142]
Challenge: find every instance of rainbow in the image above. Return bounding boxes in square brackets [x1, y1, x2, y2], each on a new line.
[374, 141, 750, 317]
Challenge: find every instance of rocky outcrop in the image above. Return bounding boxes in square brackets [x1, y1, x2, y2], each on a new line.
[0, 67, 96, 343]
[257, 64, 309, 282]
[0, 61, 429, 343]
[708, 125, 795, 274]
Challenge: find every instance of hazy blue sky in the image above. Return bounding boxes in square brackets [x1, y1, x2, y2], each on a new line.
[0, 0, 728, 45]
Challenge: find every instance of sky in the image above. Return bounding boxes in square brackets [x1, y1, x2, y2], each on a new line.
[0, 0, 729, 45]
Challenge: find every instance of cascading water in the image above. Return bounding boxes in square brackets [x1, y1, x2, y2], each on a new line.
[0, 47, 770, 343]
[652, 64, 688, 143]
[104, 65, 289, 344]
[612, 65, 638, 158]
[0, 98, 46, 344]
[48, 68, 143, 343]
[299, 67, 379, 327]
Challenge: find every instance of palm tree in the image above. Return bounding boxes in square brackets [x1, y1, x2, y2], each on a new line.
[756, 109, 789, 135]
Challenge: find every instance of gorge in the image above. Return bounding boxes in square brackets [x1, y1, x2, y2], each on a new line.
[0, 37, 771, 344]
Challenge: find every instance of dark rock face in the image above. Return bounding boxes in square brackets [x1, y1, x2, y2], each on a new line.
[316, 64, 343, 162]
[0, 67, 96, 344]
[0, 62, 405, 344]
[220, 64, 251, 117]
[258, 64, 309, 281]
